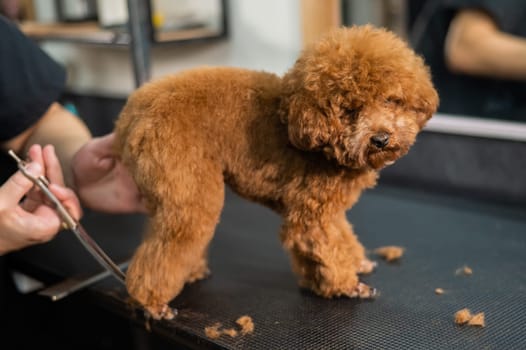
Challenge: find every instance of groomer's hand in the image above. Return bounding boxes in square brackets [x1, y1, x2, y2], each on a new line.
[0, 145, 82, 255]
[71, 133, 146, 213]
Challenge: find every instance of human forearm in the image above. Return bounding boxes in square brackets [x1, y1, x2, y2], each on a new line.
[22, 103, 92, 187]
[445, 9, 526, 80]
[3, 104, 145, 214]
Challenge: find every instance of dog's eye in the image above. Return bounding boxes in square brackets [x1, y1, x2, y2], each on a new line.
[386, 97, 403, 106]
[344, 107, 360, 120]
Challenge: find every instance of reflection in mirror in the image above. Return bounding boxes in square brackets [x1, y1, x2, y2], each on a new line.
[342, 0, 526, 140]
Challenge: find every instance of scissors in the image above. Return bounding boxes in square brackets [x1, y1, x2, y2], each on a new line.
[8, 149, 126, 284]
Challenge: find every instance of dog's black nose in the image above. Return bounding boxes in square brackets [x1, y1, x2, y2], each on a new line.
[371, 133, 390, 148]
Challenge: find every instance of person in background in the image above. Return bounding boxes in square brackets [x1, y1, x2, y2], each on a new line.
[408, 0, 526, 120]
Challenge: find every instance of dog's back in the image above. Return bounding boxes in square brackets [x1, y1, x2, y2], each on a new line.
[114, 66, 281, 153]
[113, 67, 302, 210]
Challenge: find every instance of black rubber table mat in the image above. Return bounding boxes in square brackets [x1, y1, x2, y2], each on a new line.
[11, 184, 526, 349]
[136, 185, 526, 350]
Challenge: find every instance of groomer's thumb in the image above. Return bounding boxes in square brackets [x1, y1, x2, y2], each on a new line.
[0, 162, 42, 208]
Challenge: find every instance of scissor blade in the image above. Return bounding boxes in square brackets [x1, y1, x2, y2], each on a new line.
[38, 261, 129, 301]
[71, 224, 127, 284]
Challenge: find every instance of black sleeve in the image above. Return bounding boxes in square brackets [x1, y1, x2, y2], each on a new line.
[0, 15, 66, 142]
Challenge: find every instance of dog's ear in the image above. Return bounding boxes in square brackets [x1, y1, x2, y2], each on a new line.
[415, 109, 434, 130]
[279, 91, 331, 151]
[414, 88, 439, 130]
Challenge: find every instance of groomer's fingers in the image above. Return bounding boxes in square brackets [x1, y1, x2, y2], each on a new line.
[48, 183, 83, 220]
[24, 145, 48, 205]
[20, 205, 63, 241]
[72, 134, 116, 187]
[0, 161, 42, 208]
[43, 144, 65, 186]
[20, 195, 40, 213]
[87, 133, 116, 171]
[92, 133, 116, 157]
[27, 144, 44, 169]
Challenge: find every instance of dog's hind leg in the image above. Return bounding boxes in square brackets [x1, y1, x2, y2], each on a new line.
[125, 165, 224, 320]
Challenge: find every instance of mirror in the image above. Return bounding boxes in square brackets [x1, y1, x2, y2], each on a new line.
[342, 0, 526, 141]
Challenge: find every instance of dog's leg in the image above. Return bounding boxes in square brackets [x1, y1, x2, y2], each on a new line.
[186, 252, 211, 284]
[334, 213, 377, 275]
[126, 174, 224, 320]
[280, 210, 376, 299]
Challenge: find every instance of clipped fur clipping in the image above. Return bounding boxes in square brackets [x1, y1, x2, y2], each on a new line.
[204, 315, 255, 339]
[454, 308, 485, 327]
[467, 312, 485, 327]
[455, 265, 473, 276]
[204, 323, 223, 339]
[374, 246, 405, 262]
[236, 315, 255, 335]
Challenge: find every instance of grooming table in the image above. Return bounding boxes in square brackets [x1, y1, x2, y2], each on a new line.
[8, 184, 526, 349]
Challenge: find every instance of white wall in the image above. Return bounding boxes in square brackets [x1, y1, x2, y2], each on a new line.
[41, 0, 302, 97]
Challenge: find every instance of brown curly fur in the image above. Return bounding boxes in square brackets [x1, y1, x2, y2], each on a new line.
[113, 25, 438, 319]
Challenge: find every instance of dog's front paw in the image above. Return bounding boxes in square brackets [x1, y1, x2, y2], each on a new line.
[358, 259, 377, 275]
[145, 303, 178, 321]
[347, 282, 378, 299]
[303, 266, 378, 299]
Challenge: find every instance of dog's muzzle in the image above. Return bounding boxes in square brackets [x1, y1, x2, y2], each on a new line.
[370, 132, 390, 149]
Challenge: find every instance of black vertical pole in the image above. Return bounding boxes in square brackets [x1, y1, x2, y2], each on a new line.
[127, 0, 151, 87]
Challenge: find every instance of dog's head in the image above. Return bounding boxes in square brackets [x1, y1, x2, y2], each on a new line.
[279, 25, 438, 170]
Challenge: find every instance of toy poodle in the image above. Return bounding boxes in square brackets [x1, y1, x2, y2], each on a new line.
[114, 25, 439, 319]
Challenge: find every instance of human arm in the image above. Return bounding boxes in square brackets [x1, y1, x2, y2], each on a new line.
[0, 15, 90, 188]
[1, 16, 143, 214]
[0, 144, 82, 255]
[2, 102, 93, 189]
[2, 110, 146, 214]
[444, 9, 526, 80]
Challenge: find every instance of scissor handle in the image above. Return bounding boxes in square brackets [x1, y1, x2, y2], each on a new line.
[7, 149, 127, 285]
[7, 150, 78, 229]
